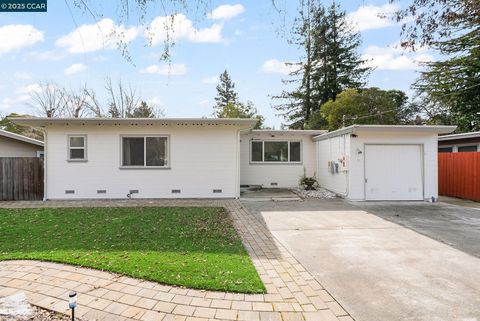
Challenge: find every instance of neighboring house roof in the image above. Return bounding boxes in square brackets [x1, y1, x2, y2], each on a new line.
[312, 124, 457, 141]
[250, 129, 327, 136]
[438, 131, 480, 141]
[10, 117, 258, 129]
[0, 129, 44, 147]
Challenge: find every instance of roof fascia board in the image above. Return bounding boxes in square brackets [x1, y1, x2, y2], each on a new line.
[0, 129, 44, 147]
[313, 125, 457, 142]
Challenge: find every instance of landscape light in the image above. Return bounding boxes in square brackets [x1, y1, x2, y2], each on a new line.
[68, 291, 77, 321]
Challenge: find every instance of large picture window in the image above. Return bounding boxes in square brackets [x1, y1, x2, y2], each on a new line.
[122, 136, 168, 167]
[250, 141, 301, 163]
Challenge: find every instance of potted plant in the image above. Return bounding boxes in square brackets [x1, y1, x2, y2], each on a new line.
[299, 168, 318, 190]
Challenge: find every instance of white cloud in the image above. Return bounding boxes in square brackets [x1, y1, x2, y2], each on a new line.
[146, 96, 164, 107]
[147, 14, 223, 45]
[202, 76, 218, 84]
[207, 4, 245, 20]
[16, 83, 42, 95]
[0, 84, 41, 110]
[0, 95, 31, 110]
[13, 72, 33, 80]
[347, 3, 398, 32]
[64, 63, 88, 75]
[56, 18, 139, 54]
[0, 24, 44, 55]
[140, 63, 187, 75]
[260, 59, 298, 75]
[362, 44, 433, 70]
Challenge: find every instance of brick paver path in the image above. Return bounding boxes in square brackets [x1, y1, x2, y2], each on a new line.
[0, 199, 353, 321]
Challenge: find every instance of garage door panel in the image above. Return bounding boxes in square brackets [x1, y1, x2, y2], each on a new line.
[365, 145, 423, 200]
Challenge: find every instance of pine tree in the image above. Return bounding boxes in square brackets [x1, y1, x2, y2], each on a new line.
[273, 1, 370, 129]
[317, 2, 370, 105]
[131, 101, 155, 118]
[414, 25, 480, 132]
[272, 0, 320, 129]
[213, 70, 239, 117]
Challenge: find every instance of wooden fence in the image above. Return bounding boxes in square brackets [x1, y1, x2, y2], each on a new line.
[438, 152, 480, 202]
[0, 157, 44, 201]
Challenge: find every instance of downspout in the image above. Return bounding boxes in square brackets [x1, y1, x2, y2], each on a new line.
[343, 133, 349, 198]
[43, 128, 48, 201]
[236, 127, 252, 198]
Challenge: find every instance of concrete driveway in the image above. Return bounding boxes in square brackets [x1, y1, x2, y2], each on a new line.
[242, 198, 480, 321]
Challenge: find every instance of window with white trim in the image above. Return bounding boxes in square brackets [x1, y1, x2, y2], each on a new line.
[457, 145, 478, 152]
[68, 135, 87, 161]
[250, 141, 301, 163]
[122, 136, 169, 167]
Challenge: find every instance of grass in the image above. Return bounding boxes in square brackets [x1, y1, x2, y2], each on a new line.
[0, 206, 265, 293]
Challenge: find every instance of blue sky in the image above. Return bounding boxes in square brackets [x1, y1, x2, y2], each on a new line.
[0, 0, 433, 127]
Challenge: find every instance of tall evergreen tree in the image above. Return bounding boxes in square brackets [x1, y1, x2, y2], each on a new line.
[213, 70, 239, 117]
[413, 14, 480, 132]
[274, 1, 370, 129]
[272, 0, 319, 129]
[317, 2, 370, 105]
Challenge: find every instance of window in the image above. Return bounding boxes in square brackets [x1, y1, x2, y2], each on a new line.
[457, 145, 478, 152]
[251, 142, 263, 162]
[438, 147, 453, 153]
[122, 136, 168, 167]
[250, 141, 301, 163]
[68, 135, 86, 161]
[265, 142, 289, 161]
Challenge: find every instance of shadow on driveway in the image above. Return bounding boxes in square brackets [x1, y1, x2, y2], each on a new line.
[350, 200, 480, 259]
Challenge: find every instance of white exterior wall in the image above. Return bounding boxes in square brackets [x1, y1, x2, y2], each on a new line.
[240, 132, 316, 188]
[315, 134, 350, 196]
[45, 124, 241, 199]
[348, 131, 438, 201]
[0, 136, 43, 157]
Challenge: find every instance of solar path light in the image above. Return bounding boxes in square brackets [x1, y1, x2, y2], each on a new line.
[68, 291, 77, 321]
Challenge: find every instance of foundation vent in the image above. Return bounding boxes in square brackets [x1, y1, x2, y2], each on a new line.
[97, 190, 107, 194]
[129, 189, 139, 194]
[270, 182, 278, 186]
[65, 190, 75, 194]
[171, 189, 181, 194]
[213, 189, 222, 194]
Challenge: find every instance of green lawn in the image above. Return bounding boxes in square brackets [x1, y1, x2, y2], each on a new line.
[0, 207, 265, 293]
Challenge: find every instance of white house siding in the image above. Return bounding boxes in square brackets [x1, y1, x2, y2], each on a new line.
[315, 134, 350, 196]
[45, 124, 241, 199]
[240, 132, 316, 188]
[0, 136, 42, 157]
[348, 131, 438, 201]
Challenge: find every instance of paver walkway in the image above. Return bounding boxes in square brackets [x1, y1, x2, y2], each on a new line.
[0, 199, 352, 321]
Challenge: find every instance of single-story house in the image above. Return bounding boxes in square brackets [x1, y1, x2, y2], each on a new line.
[11, 118, 455, 201]
[0, 129, 44, 157]
[438, 131, 480, 153]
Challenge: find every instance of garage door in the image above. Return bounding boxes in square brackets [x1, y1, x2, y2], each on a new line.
[365, 145, 423, 200]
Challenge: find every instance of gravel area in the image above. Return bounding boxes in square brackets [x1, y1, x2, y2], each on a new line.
[1, 305, 79, 321]
[293, 187, 338, 199]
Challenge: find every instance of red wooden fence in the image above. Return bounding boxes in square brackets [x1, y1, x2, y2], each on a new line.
[438, 152, 480, 202]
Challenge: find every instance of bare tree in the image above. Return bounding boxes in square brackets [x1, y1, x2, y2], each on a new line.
[84, 88, 104, 117]
[63, 85, 93, 118]
[105, 77, 140, 118]
[28, 79, 165, 119]
[29, 81, 67, 118]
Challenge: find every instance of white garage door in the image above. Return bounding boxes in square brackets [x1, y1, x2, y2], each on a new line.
[365, 145, 423, 201]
